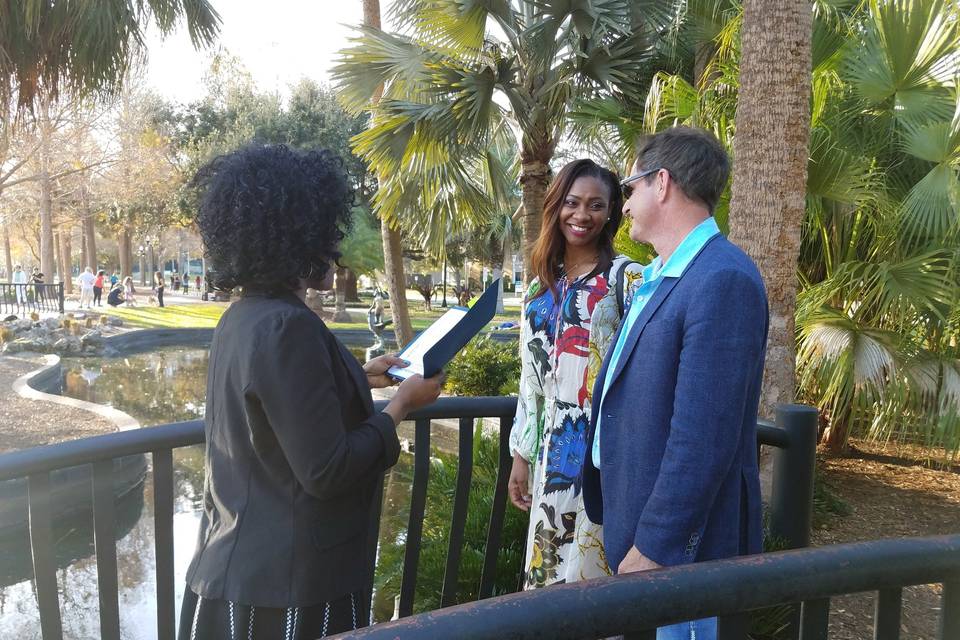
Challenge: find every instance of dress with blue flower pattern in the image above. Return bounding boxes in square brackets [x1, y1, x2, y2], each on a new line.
[509, 256, 642, 588]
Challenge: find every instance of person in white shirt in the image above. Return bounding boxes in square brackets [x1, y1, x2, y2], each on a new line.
[11, 265, 28, 304]
[77, 267, 96, 308]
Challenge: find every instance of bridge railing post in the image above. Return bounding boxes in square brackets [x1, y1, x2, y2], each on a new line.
[769, 403, 818, 549]
[768, 403, 819, 640]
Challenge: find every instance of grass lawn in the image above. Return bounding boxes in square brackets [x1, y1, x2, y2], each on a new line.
[327, 306, 522, 332]
[93, 290, 522, 331]
[98, 303, 227, 328]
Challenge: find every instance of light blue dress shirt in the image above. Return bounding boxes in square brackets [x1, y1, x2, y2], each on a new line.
[592, 217, 721, 467]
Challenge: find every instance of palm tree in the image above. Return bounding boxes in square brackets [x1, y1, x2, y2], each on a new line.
[796, 0, 960, 453]
[0, 0, 220, 111]
[633, 0, 960, 456]
[726, 0, 812, 419]
[334, 1, 678, 285]
[1, 0, 219, 282]
[359, 0, 414, 346]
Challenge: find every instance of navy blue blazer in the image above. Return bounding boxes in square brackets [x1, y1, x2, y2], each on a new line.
[582, 234, 768, 571]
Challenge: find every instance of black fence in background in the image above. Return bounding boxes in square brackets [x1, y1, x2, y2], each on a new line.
[0, 283, 65, 316]
[0, 398, 818, 640]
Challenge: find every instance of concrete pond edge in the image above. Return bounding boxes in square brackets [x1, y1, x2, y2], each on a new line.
[12, 353, 140, 433]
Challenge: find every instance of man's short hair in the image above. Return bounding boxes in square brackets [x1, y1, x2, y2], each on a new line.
[635, 126, 730, 214]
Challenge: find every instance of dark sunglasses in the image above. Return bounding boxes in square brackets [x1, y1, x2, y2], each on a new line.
[620, 167, 663, 199]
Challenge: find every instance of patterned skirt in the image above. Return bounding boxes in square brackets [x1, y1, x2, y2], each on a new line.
[177, 587, 365, 640]
[521, 402, 610, 588]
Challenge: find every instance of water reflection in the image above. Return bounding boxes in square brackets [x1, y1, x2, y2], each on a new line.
[0, 345, 440, 638]
[0, 478, 145, 589]
[61, 349, 209, 427]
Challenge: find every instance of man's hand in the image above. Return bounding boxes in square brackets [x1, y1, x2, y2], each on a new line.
[508, 453, 532, 511]
[363, 354, 409, 389]
[617, 546, 661, 574]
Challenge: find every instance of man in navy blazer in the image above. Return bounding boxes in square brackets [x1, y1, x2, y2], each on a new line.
[582, 127, 768, 640]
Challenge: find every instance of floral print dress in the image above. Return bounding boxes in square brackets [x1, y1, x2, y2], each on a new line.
[509, 256, 643, 588]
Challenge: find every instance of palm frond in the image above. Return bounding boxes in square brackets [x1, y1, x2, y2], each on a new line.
[1, 0, 220, 110]
[832, 252, 955, 323]
[333, 26, 442, 114]
[843, 0, 960, 123]
[899, 163, 960, 246]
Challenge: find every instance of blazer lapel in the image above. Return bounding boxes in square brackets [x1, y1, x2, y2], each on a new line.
[603, 234, 724, 391]
[605, 277, 681, 390]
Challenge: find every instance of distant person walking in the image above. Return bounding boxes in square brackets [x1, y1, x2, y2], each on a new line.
[154, 271, 166, 308]
[123, 276, 137, 307]
[195, 275, 201, 295]
[182, 273, 190, 295]
[110, 271, 120, 287]
[78, 267, 96, 309]
[93, 270, 106, 306]
[11, 264, 27, 304]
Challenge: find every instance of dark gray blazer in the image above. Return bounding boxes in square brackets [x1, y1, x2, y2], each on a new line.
[185, 292, 399, 608]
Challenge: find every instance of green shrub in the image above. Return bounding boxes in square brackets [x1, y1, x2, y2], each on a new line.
[444, 335, 520, 397]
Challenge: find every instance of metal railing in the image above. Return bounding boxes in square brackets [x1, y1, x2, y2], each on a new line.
[0, 399, 818, 640]
[0, 282, 65, 315]
[331, 535, 960, 640]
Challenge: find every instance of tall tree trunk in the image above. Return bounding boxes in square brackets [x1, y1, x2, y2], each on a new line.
[80, 224, 89, 271]
[39, 168, 54, 279]
[504, 207, 518, 296]
[364, 0, 413, 347]
[727, 0, 812, 420]
[59, 230, 75, 294]
[492, 266, 504, 314]
[519, 157, 550, 286]
[694, 41, 718, 90]
[1, 188, 11, 278]
[53, 232, 61, 285]
[492, 230, 507, 314]
[344, 268, 359, 302]
[333, 266, 352, 322]
[3, 222, 12, 279]
[38, 99, 55, 280]
[821, 405, 851, 452]
[381, 219, 413, 345]
[118, 227, 132, 277]
[82, 194, 97, 270]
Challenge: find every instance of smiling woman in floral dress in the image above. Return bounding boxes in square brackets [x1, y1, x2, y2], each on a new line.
[508, 159, 643, 588]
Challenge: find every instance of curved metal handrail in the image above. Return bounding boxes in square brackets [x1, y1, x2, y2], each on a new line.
[331, 535, 960, 639]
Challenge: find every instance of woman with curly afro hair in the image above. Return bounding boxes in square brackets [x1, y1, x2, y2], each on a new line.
[179, 145, 442, 640]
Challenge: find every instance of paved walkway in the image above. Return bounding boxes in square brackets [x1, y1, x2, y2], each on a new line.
[0, 353, 116, 454]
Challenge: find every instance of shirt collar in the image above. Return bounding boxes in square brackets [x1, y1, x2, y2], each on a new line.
[647, 216, 720, 280]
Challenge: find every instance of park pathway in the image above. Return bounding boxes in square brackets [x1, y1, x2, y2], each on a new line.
[0, 353, 116, 454]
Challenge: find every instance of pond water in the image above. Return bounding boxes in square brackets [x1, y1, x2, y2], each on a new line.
[0, 344, 455, 638]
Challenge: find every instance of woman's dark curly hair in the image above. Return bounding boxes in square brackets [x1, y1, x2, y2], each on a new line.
[193, 144, 354, 293]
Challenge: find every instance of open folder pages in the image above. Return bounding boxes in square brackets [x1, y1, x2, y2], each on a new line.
[387, 278, 501, 380]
